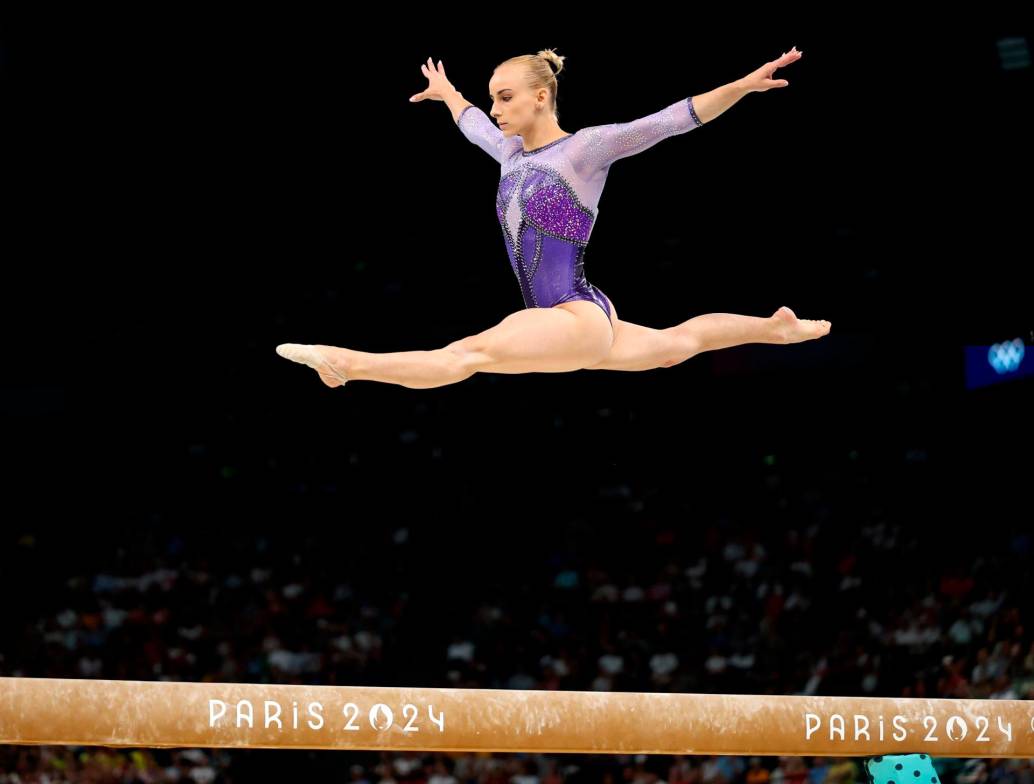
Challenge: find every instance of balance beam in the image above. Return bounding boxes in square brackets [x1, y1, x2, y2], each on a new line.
[1, 677, 1031, 756]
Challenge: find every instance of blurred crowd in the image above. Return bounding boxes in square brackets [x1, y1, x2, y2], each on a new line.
[1, 450, 1031, 782]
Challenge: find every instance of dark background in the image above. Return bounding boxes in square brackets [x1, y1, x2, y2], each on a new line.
[4, 16, 1030, 541]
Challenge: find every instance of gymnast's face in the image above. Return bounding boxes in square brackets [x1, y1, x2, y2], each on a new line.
[488, 65, 550, 136]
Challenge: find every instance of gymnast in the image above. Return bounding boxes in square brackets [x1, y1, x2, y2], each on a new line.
[277, 46, 829, 389]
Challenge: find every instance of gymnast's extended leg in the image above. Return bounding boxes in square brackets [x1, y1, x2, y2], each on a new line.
[276, 301, 613, 390]
[586, 305, 830, 372]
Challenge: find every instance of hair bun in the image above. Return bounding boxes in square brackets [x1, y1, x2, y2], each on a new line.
[537, 48, 565, 77]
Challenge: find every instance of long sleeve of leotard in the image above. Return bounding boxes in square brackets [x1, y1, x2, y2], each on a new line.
[565, 95, 704, 176]
[455, 103, 512, 164]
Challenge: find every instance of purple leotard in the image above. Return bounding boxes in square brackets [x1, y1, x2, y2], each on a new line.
[455, 96, 703, 324]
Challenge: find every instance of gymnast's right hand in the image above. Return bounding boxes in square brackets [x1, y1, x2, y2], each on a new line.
[409, 57, 454, 102]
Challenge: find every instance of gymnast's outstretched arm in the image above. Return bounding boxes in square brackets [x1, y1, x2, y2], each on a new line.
[564, 46, 804, 176]
[408, 56, 512, 164]
[562, 96, 705, 176]
[693, 45, 803, 123]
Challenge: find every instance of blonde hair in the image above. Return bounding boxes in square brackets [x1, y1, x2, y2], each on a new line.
[495, 48, 566, 121]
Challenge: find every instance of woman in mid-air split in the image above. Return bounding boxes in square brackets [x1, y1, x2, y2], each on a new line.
[277, 46, 829, 389]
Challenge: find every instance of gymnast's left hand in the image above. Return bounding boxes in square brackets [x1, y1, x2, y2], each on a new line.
[739, 46, 802, 93]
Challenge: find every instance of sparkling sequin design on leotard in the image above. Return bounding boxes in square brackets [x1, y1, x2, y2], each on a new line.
[455, 96, 704, 321]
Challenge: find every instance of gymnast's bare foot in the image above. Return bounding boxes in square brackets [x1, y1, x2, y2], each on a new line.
[771, 306, 831, 344]
[275, 344, 354, 388]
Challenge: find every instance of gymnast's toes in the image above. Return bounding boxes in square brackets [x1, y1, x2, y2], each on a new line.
[771, 307, 831, 344]
[276, 343, 349, 388]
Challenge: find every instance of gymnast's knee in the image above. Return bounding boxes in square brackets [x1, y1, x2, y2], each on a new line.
[673, 332, 703, 361]
[653, 333, 701, 368]
[443, 337, 490, 373]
